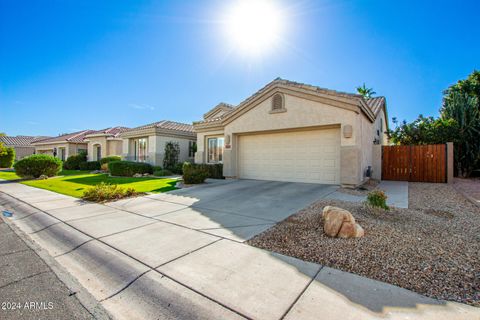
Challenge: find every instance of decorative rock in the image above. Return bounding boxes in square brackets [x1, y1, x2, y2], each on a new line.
[143, 173, 150, 176]
[322, 206, 364, 238]
[133, 173, 143, 178]
[38, 175, 49, 180]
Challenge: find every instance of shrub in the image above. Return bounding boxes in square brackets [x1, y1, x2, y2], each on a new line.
[14, 154, 62, 178]
[0, 147, 15, 168]
[182, 162, 208, 184]
[366, 190, 389, 210]
[108, 161, 153, 177]
[82, 182, 139, 202]
[171, 162, 184, 174]
[63, 152, 87, 170]
[163, 141, 180, 171]
[194, 163, 224, 179]
[154, 169, 172, 177]
[99, 156, 122, 165]
[79, 161, 101, 171]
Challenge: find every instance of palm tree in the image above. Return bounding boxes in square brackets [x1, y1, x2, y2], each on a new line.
[356, 83, 376, 99]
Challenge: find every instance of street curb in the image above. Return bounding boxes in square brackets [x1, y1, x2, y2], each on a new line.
[2, 213, 112, 320]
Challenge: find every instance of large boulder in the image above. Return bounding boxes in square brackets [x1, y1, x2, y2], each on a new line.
[322, 206, 364, 238]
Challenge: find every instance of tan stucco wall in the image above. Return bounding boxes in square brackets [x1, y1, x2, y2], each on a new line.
[122, 135, 195, 167]
[87, 137, 107, 161]
[373, 109, 388, 145]
[13, 146, 35, 160]
[34, 143, 87, 160]
[194, 129, 224, 164]
[372, 145, 382, 180]
[87, 137, 123, 161]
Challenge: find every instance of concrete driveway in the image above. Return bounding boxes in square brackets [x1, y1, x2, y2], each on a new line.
[107, 179, 338, 242]
[1, 181, 477, 320]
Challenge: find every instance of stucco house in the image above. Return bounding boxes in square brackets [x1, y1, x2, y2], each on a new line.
[32, 130, 94, 161]
[84, 127, 129, 161]
[193, 78, 389, 186]
[120, 120, 196, 166]
[0, 135, 51, 160]
[31, 127, 129, 161]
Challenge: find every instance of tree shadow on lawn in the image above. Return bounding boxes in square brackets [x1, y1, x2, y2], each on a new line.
[65, 174, 178, 192]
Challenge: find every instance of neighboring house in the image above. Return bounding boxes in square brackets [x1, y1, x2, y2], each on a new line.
[31, 130, 95, 161]
[0, 135, 51, 160]
[120, 121, 196, 166]
[193, 78, 389, 186]
[84, 127, 129, 161]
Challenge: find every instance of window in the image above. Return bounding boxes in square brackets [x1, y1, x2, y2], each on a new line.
[188, 141, 196, 158]
[207, 137, 224, 163]
[134, 138, 148, 162]
[272, 93, 284, 110]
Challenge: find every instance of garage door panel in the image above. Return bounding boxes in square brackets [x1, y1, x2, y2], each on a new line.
[238, 129, 340, 184]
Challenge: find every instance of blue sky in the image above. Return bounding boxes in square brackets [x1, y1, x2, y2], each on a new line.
[1, 0, 479, 136]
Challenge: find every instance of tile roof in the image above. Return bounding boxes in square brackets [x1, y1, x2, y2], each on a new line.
[194, 77, 375, 126]
[0, 136, 51, 146]
[87, 126, 130, 137]
[124, 120, 195, 134]
[366, 96, 386, 116]
[32, 130, 95, 144]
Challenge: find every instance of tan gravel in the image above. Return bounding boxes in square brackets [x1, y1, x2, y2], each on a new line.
[247, 183, 480, 306]
[338, 179, 379, 196]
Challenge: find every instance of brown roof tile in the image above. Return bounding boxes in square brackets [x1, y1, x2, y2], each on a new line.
[366, 96, 386, 116]
[0, 136, 51, 146]
[87, 126, 130, 138]
[124, 121, 195, 134]
[32, 130, 95, 144]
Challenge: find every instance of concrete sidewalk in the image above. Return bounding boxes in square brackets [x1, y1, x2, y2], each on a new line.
[0, 182, 477, 320]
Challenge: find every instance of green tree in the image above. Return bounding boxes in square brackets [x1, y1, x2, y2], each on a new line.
[388, 115, 459, 145]
[356, 83, 376, 98]
[441, 91, 480, 177]
[163, 141, 180, 171]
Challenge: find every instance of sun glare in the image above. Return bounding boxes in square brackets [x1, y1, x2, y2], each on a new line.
[223, 0, 285, 56]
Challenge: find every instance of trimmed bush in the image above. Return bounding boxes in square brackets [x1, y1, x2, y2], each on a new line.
[63, 152, 87, 170]
[194, 163, 224, 179]
[99, 156, 122, 165]
[79, 161, 101, 171]
[14, 154, 62, 178]
[0, 147, 15, 168]
[82, 182, 139, 202]
[366, 190, 389, 210]
[154, 169, 172, 177]
[182, 162, 208, 184]
[108, 161, 153, 177]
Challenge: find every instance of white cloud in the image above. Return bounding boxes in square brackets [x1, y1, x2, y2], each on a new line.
[129, 103, 155, 110]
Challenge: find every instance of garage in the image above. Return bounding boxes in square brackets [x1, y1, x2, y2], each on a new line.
[238, 128, 340, 184]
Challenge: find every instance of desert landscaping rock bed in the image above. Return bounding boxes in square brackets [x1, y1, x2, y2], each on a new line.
[248, 183, 480, 306]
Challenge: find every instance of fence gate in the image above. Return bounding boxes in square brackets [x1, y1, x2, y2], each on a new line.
[382, 144, 447, 183]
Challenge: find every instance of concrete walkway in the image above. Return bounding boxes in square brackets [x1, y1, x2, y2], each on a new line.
[0, 182, 477, 320]
[326, 180, 409, 208]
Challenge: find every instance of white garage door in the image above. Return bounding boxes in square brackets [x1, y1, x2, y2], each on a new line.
[238, 128, 340, 184]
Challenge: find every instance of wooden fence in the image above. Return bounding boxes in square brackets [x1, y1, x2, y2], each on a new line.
[382, 144, 447, 183]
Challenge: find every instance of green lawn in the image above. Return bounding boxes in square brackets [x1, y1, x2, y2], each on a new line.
[21, 173, 178, 198]
[0, 170, 21, 180]
[0, 169, 89, 181]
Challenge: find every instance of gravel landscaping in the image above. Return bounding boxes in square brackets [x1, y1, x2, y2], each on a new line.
[248, 182, 480, 306]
